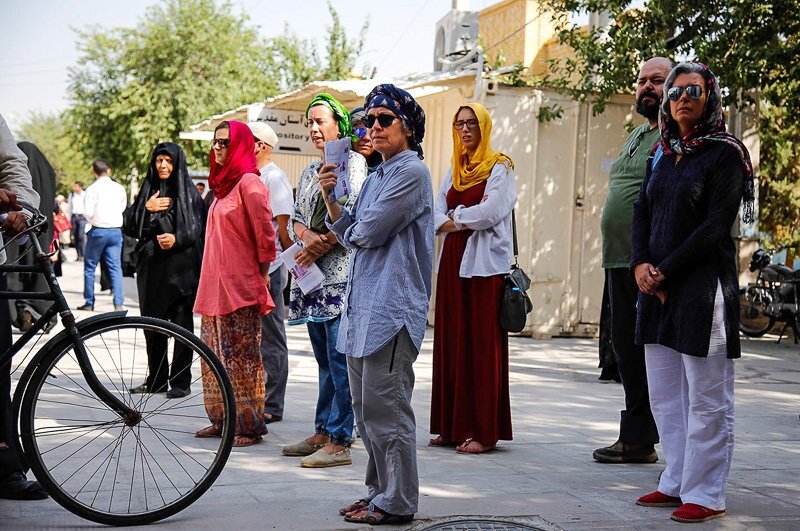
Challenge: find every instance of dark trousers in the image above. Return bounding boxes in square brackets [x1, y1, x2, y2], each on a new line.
[606, 268, 659, 445]
[71, 214, 86, 259]
[0, 275, 23, 479]
[144, 299, 194, 391]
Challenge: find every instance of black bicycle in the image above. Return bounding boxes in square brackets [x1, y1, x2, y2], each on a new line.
[2, 203, 235, 526]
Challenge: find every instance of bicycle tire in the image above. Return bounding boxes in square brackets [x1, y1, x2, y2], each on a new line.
[739, 286, 775, 337]
[19, 316, 235, 526]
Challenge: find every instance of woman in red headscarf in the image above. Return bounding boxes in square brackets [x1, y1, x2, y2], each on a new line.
[194, 120, 277, 447]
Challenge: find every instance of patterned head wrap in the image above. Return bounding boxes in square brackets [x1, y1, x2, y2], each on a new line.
[658, 62, 755, 223]
[364, 84, 426, 159]
[451, 103, 513, 192]
[306, 93, 356, 143]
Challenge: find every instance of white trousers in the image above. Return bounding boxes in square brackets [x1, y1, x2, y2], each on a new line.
[644, 283, 735, 511]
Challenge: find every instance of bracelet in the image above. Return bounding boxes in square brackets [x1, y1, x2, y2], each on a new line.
[298, 227, 308, 240]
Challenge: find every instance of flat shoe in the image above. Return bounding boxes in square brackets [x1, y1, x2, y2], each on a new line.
[428, 435, 458, 447]
[166, 387, 190, 399]
[300, 447, 352, 468]
[195, 425, 221, 438]
[671, 503, 726, 523]
[339, 499, 369, 516]
[343, 507, 413, 525]
[282, 439, 325, 457]
[636, 491, 682, 507]
[0, 473, 49, 500]
[233, 435, 262, 447]
[264, 413, 283, 424]
[456, 438, 495, 454]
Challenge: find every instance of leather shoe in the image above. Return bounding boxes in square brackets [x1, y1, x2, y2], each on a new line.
[300, 447, 352, 468]
[76, 303, 94, 311]
[0, 473, 49, 500]
[593, 439, 657, 463]
[129, 383, 166, 394]
[166, 387, 190, 399]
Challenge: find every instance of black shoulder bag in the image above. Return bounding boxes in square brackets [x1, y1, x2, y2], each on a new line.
[500, 210, 533, 333]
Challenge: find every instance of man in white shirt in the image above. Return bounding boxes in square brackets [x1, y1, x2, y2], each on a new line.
[78, 159, 127, 311]
[248, 121, 293, 423]
[69, 181, 87, 260]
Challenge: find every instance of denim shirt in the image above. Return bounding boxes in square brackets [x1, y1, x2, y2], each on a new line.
[327, 150, 435, 358]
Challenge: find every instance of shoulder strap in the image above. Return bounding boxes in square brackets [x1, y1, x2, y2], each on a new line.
[652, 143, 664, 169]
[512, 209, 519, 266]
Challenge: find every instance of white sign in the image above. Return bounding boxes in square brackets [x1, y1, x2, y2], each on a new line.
[280, 243, 325, 295]
[255, 108, 318, 156]
[324, 138, 352, 203]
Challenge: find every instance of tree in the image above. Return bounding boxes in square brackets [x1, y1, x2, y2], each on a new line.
[67, 0, 369, 181]
[536, 0, 800, 249]
[67, 0, 279, 180]
[266, 1, 370, 91]
[15, 111, 90, 194]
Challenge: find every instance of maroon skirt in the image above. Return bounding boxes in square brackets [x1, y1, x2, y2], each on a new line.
[430, 214, 512, 445]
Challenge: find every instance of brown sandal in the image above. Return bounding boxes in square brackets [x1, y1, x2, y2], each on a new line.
[343, 507, 413, 525]
[456, 438, 495, 454]
[233, 435, 262, 447]
[195, 425, 221, 438]
[339, 499, 369, 516]
[428, 435, 458, 447]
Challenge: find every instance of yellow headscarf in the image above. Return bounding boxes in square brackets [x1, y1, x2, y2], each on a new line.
[450, 102, 513, 192]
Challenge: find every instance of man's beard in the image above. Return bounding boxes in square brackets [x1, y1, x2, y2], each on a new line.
[636, 92, 660, 121]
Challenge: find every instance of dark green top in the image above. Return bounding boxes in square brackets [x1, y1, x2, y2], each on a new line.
[600, 123, 660, 268]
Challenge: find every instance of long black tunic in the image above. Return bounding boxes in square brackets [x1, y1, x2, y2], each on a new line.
[630, 142, 744, 359]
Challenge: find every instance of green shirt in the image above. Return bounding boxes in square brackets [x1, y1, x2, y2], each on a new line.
[600, 123, 660, 268]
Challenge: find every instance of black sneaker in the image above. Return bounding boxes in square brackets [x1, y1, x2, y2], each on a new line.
[166, 387, 190, 399]
[593, 440, 658, 463]
[129, 383, 166, 395]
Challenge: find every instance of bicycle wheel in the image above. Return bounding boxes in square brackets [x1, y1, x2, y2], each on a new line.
[19, 316, 235, 526]
[739, 286, 774, 337]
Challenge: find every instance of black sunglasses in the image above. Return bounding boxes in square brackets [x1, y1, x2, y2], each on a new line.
[212, 138, 230, 148]
[364, 114, 399, 129]
[667, 85, 704, 101]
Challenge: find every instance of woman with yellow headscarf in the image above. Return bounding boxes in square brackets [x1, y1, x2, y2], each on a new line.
[429, 102, 517, 454]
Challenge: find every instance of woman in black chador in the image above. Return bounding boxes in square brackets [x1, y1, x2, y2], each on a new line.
[124, 142, 205, 399]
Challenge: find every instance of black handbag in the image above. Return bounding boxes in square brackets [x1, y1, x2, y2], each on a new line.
[500, 210, 532, 333]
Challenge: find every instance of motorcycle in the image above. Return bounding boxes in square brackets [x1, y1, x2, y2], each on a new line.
[739, 248, 800, 342]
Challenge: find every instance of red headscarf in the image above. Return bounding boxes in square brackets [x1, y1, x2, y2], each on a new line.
[208, 120, 260, 199]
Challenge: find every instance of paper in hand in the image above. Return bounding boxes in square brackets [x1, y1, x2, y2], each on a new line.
[323, 138, 351, 203]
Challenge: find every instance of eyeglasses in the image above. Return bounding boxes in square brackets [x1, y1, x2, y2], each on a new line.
[453, 119, 479, 130]
[354, 127, 368, 139]
[211, 138, 230, 148]
[364, 114, 399, 129]
[667, 85, 704, 101]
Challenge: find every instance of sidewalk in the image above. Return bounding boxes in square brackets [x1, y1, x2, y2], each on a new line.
[1, 256, 799, 530]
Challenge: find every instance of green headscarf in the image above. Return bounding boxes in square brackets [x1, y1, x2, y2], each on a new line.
[306, 93, 356, 143]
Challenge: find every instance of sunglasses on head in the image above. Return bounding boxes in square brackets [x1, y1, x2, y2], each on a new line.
[667, 85, 704, 101]
[212, 138, 230, 148]
[364, 114, 399, 129]
[354, 127, 368, 139]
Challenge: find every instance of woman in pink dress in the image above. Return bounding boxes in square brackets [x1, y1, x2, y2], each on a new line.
[194, 120, 276, 447]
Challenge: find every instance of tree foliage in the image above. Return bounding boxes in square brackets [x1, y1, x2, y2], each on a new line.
[15, 111, 90, 194]
[537, 0, 800, 249]
[66, 0, 368, 181]
[266, 1, 370, 90]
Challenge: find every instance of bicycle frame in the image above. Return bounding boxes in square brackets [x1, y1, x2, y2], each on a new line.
[0, 216, 140, 426]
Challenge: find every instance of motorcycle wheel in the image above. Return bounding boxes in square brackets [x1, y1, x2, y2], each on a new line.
[739, 286, 775, 337]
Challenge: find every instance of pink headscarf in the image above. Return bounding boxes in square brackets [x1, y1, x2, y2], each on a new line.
[208, 120, 260, 199]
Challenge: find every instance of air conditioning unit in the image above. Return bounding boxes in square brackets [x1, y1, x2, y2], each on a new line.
[433, 7, 479, 72]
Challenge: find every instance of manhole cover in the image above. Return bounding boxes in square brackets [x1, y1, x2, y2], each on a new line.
[413, 516, 558, 531]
